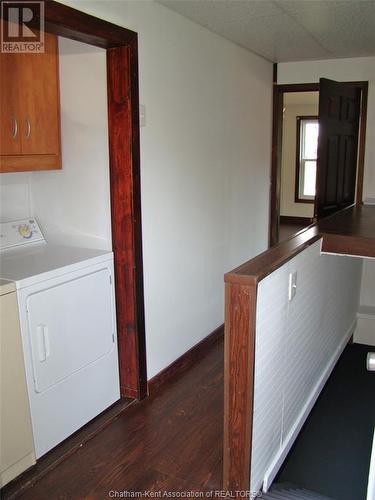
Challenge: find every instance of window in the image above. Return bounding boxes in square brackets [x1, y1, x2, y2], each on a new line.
[295, 116, 319, 203]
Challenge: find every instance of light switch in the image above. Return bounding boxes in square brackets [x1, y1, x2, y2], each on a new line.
[288, 271, 297, 301]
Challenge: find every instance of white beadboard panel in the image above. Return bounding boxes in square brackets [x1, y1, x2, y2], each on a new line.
[263, 316, 357, 492]
[250, 239, 362, 493]
[250, 263, 289, 493]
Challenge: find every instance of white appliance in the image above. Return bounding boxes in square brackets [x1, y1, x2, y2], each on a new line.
[0, 219, 120, 458]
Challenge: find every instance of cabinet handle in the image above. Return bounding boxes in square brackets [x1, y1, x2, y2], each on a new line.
[12, 116, 18, 139]
[25, 117, 31, 139]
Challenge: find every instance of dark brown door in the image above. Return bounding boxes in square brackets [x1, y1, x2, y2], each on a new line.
[315, 78, 361, 219]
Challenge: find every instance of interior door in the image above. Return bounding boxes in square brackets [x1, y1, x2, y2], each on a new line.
[315, 78, 361, 219]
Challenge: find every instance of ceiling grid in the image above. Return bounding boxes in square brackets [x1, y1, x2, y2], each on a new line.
[158, 0, 375, 62]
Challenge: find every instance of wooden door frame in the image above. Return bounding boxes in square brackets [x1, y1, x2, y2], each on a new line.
[1, 1, 147, 399]
[269, 79, 368, 247]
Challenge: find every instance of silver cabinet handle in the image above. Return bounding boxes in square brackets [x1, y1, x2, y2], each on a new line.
[25, 117, 31, 139]
[12, 116, 18, 139]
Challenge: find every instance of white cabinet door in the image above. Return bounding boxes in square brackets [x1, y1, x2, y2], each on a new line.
[26, 268, 115, 393]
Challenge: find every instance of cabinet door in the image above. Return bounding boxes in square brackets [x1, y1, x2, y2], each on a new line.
[0, 52, 22, 155]
[20, 32, 61, 156]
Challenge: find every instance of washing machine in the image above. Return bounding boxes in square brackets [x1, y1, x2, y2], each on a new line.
[0, 219, 120, 458]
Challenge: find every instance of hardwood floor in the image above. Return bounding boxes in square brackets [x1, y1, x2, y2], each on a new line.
[6, 337, 223, 499]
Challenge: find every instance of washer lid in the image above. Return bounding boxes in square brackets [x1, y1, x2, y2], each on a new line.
[0, 243, 113, 288]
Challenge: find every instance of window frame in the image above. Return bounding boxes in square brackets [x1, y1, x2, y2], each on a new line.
[295, 115, 319, 204]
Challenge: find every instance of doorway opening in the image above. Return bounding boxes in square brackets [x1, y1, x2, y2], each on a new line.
[270, 80, 368, 246]
[279, 91, 318, 242]
[0, 1, 148, 399]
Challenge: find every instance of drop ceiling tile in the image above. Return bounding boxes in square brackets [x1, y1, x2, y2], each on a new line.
[158, 0, 375, 62]
[212, 13, 330, 61]
[278, 0, 375, 58]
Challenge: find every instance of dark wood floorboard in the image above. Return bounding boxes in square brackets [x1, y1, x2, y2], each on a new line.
[9, 338, 223, 499]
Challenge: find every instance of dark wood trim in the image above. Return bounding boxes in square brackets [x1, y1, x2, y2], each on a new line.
[45, 1, 136, 48]
[355, 82, 368, 205]
[273, 63, 278, 84]
[280, 215, 313, 225]
[294, 115, 318, 204]
[276, 83, 320, 93]
[223, 281, 257, 491]
[107, 43, 147, 399]
[0, 2, 148, 398]
[148, 325, 224, 395]
[129, 36, 148, 398]
[269, 82, 284, 246]
[1, 398, 135, 499]
[294, 199, 315, 205]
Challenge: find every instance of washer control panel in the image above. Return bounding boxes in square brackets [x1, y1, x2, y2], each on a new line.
[0, 219, 45, 250]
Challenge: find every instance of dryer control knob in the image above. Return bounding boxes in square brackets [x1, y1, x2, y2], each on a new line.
[18, 224, 32, 239]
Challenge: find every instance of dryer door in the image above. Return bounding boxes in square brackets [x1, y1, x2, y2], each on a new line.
[26, 267, 115, 393]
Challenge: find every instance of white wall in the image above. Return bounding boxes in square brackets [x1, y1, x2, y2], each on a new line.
[278, 56, 375, 346]
[31, 37, 111, 250]
[280, 100, 318, 218]
[0, 38, 111, 251]
[2, 0, 273, 379]
[0, 174, 32, 221]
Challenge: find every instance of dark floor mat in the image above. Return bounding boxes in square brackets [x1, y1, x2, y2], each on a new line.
[276, 343, 375, 500]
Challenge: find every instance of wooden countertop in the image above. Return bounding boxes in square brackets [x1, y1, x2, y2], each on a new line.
[225, 204, 375, 285]
[319, 204, 375, 258]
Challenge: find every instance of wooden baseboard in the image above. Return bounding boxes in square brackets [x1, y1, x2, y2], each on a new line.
[148, 324, 224, 395]
[280, 215, 313, 225]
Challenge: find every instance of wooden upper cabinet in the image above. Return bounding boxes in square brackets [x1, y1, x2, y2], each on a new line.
[0, 31, 61, 172]
[0, 52, 21, 156]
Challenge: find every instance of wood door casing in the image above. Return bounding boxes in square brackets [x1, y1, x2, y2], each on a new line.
[315, 78, 361, 218]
